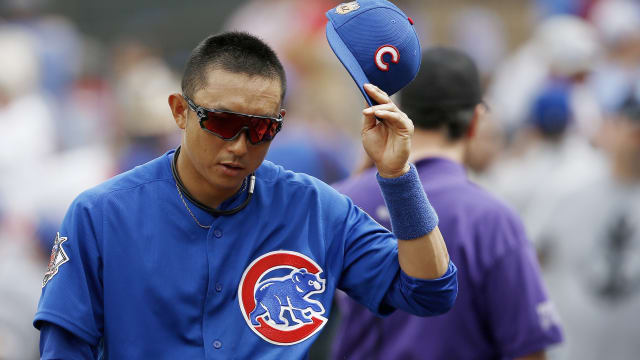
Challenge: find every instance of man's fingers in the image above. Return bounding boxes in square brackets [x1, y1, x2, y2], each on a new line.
[364, 103, 397, 114]
[361, 83, 412, 132]
[373, 109, 404, 127]
[362, 107, 378, 131]
[364, 83, 391, 104]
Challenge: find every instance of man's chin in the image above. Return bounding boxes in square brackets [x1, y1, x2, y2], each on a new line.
[207, 171, 248, 192]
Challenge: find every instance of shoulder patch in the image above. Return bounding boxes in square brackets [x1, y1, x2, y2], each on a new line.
[42, 232, 69, 288]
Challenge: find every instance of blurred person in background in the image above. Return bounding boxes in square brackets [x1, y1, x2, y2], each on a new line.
[2, 0, 118, 255]
[533, 0, 596, 18]
[449, 6, 507, 84]
[464, 109, 504, 176]
[479, 14, 610, 255]
[110, 42, 181, 172]
[332, 47, 563, 360]
[0, 24, 52, 360]
[0, 220, 42, 360]
[481, 82, 607, 247]
[535, 90, 640, 359]
[487, 15, 602, 139]
[1, 0, 94, 150]
[443, 5, 508, 178]
[588, 0, 640, 115]
[1, 0, 81, 101]
[0, 25, 55, 174]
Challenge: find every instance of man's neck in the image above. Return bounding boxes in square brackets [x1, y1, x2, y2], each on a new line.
[409, 130, 465, 164]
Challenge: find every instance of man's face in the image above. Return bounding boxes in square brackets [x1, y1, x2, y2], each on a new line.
[180, 68, 283, 194]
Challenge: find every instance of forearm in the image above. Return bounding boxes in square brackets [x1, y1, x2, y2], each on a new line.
[361, 84, 453, 280]
[377, 163, 450, 279]
[398, 226, 449, 278]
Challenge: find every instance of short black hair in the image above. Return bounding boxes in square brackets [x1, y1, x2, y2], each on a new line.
[401, 47, 482, 141]
[404, 106, 476, 141]
[181, 31, 286, 101]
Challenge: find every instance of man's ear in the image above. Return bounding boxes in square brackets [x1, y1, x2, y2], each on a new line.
[466, 103, 484, 139]
[168, 93, 188, 130]
[280, 109, 286, 118]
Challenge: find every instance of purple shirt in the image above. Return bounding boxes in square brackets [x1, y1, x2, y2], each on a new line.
[332, 158, 563, 360]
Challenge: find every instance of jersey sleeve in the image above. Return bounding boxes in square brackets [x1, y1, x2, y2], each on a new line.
[336, 195, 403, 316]
[33, 192, 104, 345]
[479, 225, 564, 357]
[335, 192, 458, 317]
[381, 261, 457, 316]
[40, 322, 98, 359]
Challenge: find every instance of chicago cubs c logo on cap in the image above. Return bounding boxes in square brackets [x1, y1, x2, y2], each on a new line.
[238, 250, 327, 345]
[375, 45, 400, 71]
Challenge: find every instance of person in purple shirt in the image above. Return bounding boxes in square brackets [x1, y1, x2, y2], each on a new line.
[332, 47, 563, 360]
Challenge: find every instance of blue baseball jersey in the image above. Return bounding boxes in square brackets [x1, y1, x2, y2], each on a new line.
[34, 149, 457, 359]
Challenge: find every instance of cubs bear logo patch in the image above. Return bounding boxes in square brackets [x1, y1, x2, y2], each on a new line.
[42, 232, 69, 288]
[238, 250, 327, 345]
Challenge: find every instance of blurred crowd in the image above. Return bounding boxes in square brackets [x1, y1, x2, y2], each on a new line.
[1, 0, 639, 359]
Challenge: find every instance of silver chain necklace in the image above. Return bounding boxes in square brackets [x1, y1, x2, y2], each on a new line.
[174, 177, 249, 229]
[175, 181, 212, 229]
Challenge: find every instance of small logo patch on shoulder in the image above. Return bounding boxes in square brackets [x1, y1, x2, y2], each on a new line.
[42, 233, 69, 288]
[336, 1, 360, 14]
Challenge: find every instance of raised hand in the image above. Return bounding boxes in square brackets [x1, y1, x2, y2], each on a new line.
[361, 83, 413, 178]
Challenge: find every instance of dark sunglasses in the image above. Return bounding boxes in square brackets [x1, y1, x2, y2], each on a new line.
[183, 95, 283, 145]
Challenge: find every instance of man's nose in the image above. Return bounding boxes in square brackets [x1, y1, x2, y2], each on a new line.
[226, 129, 250, 155]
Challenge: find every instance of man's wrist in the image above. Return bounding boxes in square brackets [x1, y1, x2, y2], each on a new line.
[377, 163, 411, 179]
[376, 163, 438, 240]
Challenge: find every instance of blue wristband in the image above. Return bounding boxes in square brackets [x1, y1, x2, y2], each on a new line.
[376, 163, 438, 240]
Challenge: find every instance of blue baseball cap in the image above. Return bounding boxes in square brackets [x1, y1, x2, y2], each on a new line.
[325, 0, 421, 106]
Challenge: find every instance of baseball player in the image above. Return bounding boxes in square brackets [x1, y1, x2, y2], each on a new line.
[332, 48, 564, 360]
[34, 28, 457, 359]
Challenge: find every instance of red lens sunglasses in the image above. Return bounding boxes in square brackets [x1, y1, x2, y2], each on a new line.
[183, 95, 283, 145]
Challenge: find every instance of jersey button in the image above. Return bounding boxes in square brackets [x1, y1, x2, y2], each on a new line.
[213, 228, 223, 238]
[215, 283, 223, 292]
[213, 340, 222, 349]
